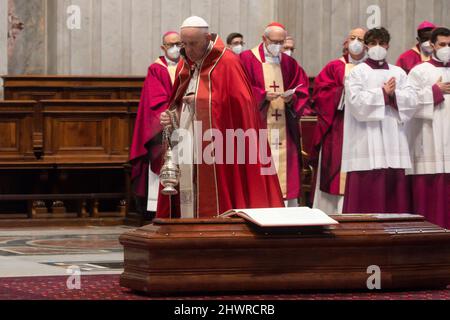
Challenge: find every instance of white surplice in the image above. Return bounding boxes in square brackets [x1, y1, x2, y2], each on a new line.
[406, 60, 450, 175]
[342, 63, 417, 173]
[177, 67, 200, 219]
[147, 169, 160, 212]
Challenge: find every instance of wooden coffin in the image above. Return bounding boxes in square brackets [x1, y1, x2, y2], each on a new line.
[120, 214, 450, 295]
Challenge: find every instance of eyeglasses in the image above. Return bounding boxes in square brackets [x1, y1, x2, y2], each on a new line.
[266, 37, 285, 45]
[231, 41, 246, 46]
[349, 36, 364, 42]
[164, 42, 182, 48]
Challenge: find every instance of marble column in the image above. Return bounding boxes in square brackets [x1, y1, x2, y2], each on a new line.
[7, 0, 46, 75]
[0, 0, 7, 98]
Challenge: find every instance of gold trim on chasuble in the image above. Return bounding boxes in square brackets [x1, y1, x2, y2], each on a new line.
[155, 58, 177, 85]
[195, 37, 227, 217]
[252, 47, 288, 198]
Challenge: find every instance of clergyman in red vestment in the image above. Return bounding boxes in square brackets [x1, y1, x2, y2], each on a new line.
[157, 16, 284, 219]
[396, 21, 436, 74]
[240, 22, 311, 207]
[312, 27, 367, 214]
[130, 31, 181, 214]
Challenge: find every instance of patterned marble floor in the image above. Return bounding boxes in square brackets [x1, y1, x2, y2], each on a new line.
[0, 226, 133, 278]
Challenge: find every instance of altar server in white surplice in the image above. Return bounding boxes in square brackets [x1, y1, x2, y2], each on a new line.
[406, 27, 450, 229]
[341, 27, 417, 214]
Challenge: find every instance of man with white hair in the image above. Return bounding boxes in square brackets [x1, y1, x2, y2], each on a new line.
[312, 27, 367, 214]
[157, 16, 284, 219]
[240, 22, 310, 207]
[130, 31, 181, 218]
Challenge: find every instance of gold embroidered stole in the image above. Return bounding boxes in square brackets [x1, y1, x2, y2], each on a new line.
[155, 58, 177, 85]
[252, 47, 288, 197]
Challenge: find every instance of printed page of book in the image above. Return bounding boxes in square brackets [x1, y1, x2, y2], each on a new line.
[232, 207, 339, 227]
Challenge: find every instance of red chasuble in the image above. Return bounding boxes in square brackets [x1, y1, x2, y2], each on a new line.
[156, 35, 284, 218]
[130, 56, 174, 198]
[312, 55, 348, 195]
[240, 43, 310, 200]
[396, 44, 430, 74]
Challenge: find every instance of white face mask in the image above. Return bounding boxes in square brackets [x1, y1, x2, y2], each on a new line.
[436, 46, 450, 64]
[420, 41, 434, 55]
[367, 45, 387, 61]
[348, 39, 364, 55]
[267, 43, 282, 57]
[167, 45, 181, 60]
[283, 49, 293, 57]
[232, 45, 244, 55]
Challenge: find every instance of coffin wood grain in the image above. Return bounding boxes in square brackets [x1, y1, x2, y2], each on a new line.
[120, 215, 450, 294]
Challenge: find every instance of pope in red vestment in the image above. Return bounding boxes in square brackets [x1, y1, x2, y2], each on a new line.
[157, 17, 284, 218]
[240, 23, 310, 203]
[396, 21, 436, 74]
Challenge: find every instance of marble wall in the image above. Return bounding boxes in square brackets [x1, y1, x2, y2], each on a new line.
[2, 0, 450, 80]
[44, 0, 277, 75]
[279, 0, 450, 75]
[7, 0, 46, 75]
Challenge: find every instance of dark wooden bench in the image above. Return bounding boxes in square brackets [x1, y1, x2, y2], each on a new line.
[0, 99, 138, 222]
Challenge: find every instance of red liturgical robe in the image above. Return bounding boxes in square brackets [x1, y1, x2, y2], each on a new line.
[312, 55, 348, 195]
[130, 56, 174, 198]
[156, 35, 284, 218]
[396, 45, 430, 74]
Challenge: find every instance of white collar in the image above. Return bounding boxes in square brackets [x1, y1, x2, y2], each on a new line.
[432, 54, 449, 67]
[349, 53, 367, 65]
